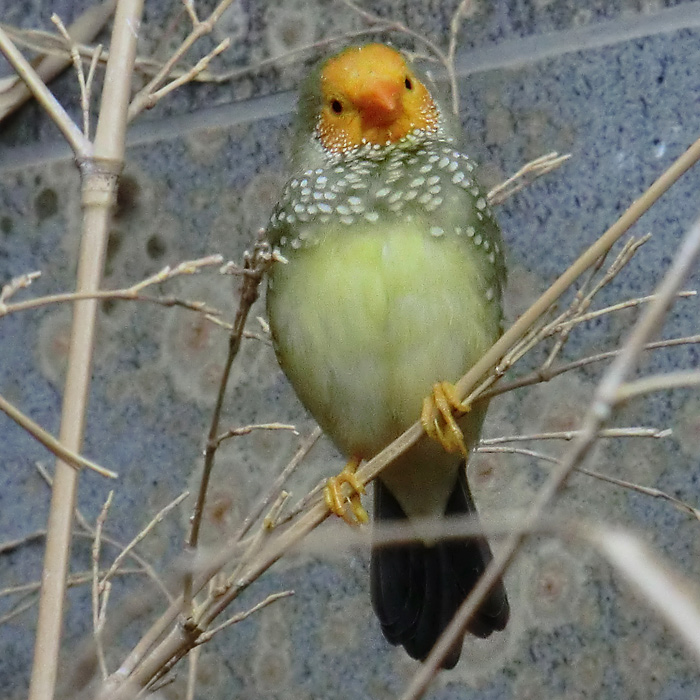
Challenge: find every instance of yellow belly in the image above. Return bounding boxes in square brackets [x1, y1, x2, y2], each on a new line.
[267, 221, 499, 464]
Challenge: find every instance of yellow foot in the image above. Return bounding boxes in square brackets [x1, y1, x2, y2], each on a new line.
[324, 456, 369, 526]
[421, 381, 471, 456]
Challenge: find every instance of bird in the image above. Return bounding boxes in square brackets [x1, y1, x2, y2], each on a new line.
[265, 42, 509, 668]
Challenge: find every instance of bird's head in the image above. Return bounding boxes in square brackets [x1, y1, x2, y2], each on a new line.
[292, 44, 453, 167]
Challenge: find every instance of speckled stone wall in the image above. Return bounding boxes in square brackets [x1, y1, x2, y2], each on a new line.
[1, 2, 700, 699]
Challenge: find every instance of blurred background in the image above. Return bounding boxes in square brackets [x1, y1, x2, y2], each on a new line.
[1, 1, 700, 698]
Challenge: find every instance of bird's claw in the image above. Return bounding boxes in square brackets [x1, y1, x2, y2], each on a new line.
[421, 381, 470, 456]
[324, 456, 369, 525]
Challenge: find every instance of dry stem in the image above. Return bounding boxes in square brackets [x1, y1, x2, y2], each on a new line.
[0, 1, 114, 124]
[234, 426, 322, 541]
[184, 237, 272, 611]
[127, 0, 236, 120]
[27, 2, 145, 698]
[92, 492, 114, 679]
[35, 462, 173, 603]
[0, 393, 117, 478]
[0, 24, 91, 156]
[488, 152, 571, 205]
[0, 255, 225, 320]
[596, 529, 700, 662]
[211, 422, 298, 450]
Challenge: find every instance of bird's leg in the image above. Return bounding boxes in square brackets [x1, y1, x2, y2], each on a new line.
[324, 455, 369, 525]
[421, 381, 470, 456]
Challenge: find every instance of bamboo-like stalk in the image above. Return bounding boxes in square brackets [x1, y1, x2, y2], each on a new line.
[26, 2, 145, 699]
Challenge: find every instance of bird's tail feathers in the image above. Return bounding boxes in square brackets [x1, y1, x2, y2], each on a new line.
[370, 464, 509, 668]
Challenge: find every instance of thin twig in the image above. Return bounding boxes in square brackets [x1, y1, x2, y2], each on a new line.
[481, 334, 700, 401]
[0, 256, 225, 319]
[0, 598, 39, 626]
[273, 478, 327, 528]
[196, 591, 294, 644]
[0, 24, 91, 155]
[446, 0, 473, 113]
[615, 370, 700, 404]
[100, 492, 189, 589]
[554, 290, 696, 332]
[491, 236, 651, 391]
[488, 152, 572, 205]
[0, 1, 114, 123]
[478, 444, 700, 520]
[488, 152, 571, 206]
[209, 28, 389, 82]
[225, 492, 290, 595]
[0, 393, 117, 478]
[34, 462, 174, 602]
[0, 20, 384, 86]
[211, 422, 298, 450]
[579, 468, 700, 521]
[184, 237, 272, 610]
[0, 567, 142, 630]
[0, 530, 46, 555]
[0, 270, 41, 307]
[85, 43, 103, 133]
[0, 289, 221, 318]
[51, 14, 91, 136]
[233, 426, 322, 541]
[128, 0, 236, 120]
[149, 38, 230, 105]
[479, 426, 671, 445]
[143, 494, 290, 691]
[92, 492, 114, 680]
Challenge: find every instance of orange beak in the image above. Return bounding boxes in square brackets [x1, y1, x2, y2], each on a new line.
[355, 80, 403, 128]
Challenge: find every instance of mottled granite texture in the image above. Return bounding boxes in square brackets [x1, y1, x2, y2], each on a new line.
[1, 1, 700, 699]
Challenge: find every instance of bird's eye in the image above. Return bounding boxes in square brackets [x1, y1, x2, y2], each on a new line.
[331, 99, 343, 113]
[404, 77, 413, 90]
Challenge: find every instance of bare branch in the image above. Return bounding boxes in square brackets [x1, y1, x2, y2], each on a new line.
[128, 0, 236, 120]
[184, 236, 272, 611]
[196, 591, 294, 644]
[92, 491, 114, 679]
[0, 24, 91, 156]
[148, 38, 231, 106]
[596, 529, 700, 663]
[480, 426, 672, 445]
[0, 256, 225, 319]
[100, 492, 189, 589]
[615, 370, 700, 404]
[488, 152, 572, 206]
[0, 393, 117, 478]
[211, 422, 298, 450]
[446, 0, 473, 113]
[0, 530, 46, 555]
[34, 462, 174, 602]
[51, 13, 92, 136]
[234, 426, 322, 540]
[482, 334, 700, 401]
[0, 0, 114, 124]
[0, 271, 41, 308]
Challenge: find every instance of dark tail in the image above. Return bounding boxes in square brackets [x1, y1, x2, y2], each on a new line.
[370, 464, 509, 668]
